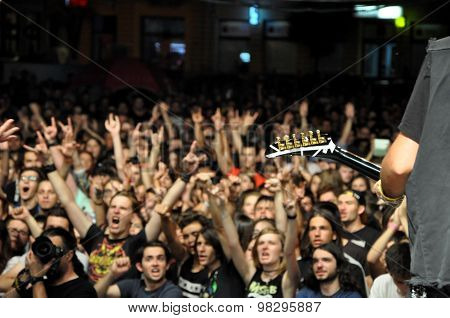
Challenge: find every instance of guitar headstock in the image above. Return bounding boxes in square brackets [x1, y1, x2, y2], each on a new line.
[265, 130, 337, 159]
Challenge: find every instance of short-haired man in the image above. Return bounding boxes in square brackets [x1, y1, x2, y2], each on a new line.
[253, 195, 275, 220]
[317, 185, 339, 205]
[9, 228, 96, 298]
[296, 243, 362, 298]
[95, 241, 182, 298]
[337, 190, 380, 251]
[370, 242, 411, 298]
[5, 218, 30, 258]
[0, 208, 89, 292]
[338, 165, 354, 186]
[36, 180, 59, 213]
[17, 168, 42, 216]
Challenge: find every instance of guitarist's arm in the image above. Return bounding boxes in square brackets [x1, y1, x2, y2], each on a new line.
[380, 132, 418, 199]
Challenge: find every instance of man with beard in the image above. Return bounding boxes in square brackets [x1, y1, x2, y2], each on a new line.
[95, 241, 182, 298]
[7, 228, 96, 298]
[0, 208, 89, 292]
[337, 190, 380, 252]
[4, 218, 30, 258]
[296, 243, 362, 298]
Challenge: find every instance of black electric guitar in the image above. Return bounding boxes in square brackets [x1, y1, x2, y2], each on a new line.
[265, 130, 381, 181]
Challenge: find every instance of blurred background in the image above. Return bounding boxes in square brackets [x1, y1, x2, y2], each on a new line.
[1, 0, 448, 95]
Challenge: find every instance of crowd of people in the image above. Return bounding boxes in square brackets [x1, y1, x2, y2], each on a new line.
[0, 70, 412, 298]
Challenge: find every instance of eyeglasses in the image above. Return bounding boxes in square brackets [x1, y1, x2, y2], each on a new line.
[20, 175, 39, 182]
[7, 228, 30, 237]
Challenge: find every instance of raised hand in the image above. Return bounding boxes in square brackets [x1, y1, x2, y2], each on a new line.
[0, 119, 19, 143]
[191, 108, 204, 124]
[211, 108, 224, 131]
[283, 198, 297, 218]
[264, 178, 282, 194]
[182, 141, 207, 175]
[154, 203, 170, 219]
[228, 109, 241, 131]
[41, 117, 58, 142]
[277, 163, 294, 182]
[58, 117, 75, 144]
[61, 140, 79, 158]
[23, 131, 50, 162]
[345, 102, 355, 120]
[242, 111, 259, 128]
[29, 102, 41, 116]
[159, 101, 169, 114]
[104, 113, 121, 136]
[9, 206, 32, 222]
[150, 105, 161, 123]
[151, 126, 164, 148]
[299, 100, 308, 118]
[27, 250, 54, 278]
[110, 257, 131, 279]
[131, 123, 142, 145]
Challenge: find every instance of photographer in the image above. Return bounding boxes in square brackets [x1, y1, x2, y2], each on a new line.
[7, 228, 96, 298]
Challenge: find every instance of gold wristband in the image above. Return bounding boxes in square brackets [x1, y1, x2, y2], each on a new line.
[379, 183, 404, 202]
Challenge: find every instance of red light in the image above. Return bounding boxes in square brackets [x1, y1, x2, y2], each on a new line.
[69, 0, 88, 7]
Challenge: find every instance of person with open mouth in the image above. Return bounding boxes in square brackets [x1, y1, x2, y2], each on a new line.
[95, 241, 182, 298]
[17, 168, 42, 216]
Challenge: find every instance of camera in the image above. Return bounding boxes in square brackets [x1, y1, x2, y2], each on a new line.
[31, 236, 64, 264]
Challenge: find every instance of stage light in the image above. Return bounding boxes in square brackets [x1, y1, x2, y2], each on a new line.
[354, 5, 378, 18]
[395, 16, 406, 28]
[240, 52, 251, 63]
[378, 6, 403, 19]
[249, 6, 259, 25]
[354, 5, 403, 20]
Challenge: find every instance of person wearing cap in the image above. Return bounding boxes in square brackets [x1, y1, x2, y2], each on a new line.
[337, 190, 380, 253]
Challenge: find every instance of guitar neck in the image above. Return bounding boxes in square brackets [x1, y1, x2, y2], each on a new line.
[318, 147, 381, 181]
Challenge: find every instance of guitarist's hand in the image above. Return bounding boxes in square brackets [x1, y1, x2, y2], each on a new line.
[374, 180, 404, 208]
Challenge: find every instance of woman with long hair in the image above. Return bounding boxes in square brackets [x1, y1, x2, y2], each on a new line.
[195, 227, 245, 298]
[217, 193, 299, 298]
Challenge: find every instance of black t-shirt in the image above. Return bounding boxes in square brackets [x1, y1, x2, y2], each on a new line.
[343, 240, 369, 275]
[398, 37, 450, 286]
[80, 224, 146, 282]
[200, 261, 245, 298]
[246, 269, 284, 298]
[178, 255, 209, 298]
[343, 226, 380, 252]
[46, 277, 97, 298]
[117, 279, 182, 298]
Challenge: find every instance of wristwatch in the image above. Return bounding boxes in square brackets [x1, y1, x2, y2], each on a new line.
[30, 275, 46, 285]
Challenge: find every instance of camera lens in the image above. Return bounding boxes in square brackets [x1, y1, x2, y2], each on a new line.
[32, 236, 55, 264]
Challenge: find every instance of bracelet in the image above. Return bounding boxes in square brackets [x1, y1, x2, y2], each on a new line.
[30, 275, 46, 285]
[180, 173, 191, 183]
[378, 182, 404, 202]
[287, 214, 297, 220]
[42, 163, 57, 174]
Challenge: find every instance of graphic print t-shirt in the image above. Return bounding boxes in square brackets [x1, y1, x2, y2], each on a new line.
[246, 269, 284, 298]
[80, 224, 146, 282]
